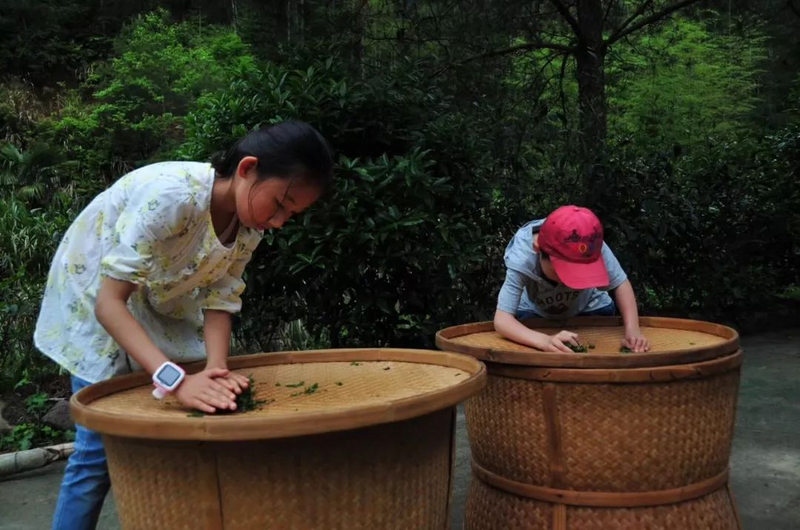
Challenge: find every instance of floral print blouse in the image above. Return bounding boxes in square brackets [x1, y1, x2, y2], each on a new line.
[34, 162, 262, 383]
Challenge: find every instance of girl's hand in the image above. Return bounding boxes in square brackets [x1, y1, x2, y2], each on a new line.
[173, 368, 238, 413]
[622, 330, 651, 353]
[542, 330, 581, 353]
[210, 370, 250, 395]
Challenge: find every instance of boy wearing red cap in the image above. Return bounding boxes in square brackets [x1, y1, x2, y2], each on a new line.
[495, 206, 650, 353]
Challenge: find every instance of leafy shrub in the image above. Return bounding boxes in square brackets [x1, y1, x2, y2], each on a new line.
[43, 9, 255, 182]
[586, 128, 800, 327]
[180, 58, 524, 350]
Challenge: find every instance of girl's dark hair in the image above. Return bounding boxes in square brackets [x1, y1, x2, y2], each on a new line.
[210, 121, 333, 189]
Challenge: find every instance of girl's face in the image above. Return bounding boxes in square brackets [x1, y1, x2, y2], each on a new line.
[234, 157, 321, 231]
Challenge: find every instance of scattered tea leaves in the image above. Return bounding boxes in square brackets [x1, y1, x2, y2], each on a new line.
[588, 343, 596, 349]
[187, 411, 205, 418]
[567, 343, 588, 353]
[290, 382, 320, 397]
[689, 342, 696, 346]
[350, 361, 362, 366]
[335, 382, 343, 386]
[275, 383, 281, 387]
[284, 381, 305, 388]
[620, 346, 633, 353]
[383, 366, 391, 371]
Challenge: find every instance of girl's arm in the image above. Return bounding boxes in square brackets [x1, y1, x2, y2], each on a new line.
[613, 280, 650, 352]
[95, 277, 238, 413]
[203, 309, 249, 393]
[198, 233, 261, 393]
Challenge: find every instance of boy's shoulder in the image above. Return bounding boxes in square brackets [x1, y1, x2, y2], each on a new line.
[504, 218, 546, 277]
[517, 218, 546, 235]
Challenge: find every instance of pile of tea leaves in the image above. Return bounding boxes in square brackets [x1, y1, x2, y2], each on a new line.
[566, 342, 595, 353]
[188, 375, 270, 417]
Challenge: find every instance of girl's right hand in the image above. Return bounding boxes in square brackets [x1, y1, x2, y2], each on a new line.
[173, 368, 238, 413]
[542, 330, 581, 353]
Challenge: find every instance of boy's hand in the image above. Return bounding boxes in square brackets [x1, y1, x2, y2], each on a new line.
[543, 330, 581, 353]
[173, 368, 238, 413]
[622, 331, 651, 353]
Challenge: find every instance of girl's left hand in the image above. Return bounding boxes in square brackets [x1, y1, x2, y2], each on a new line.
[207, 367, 250, 395]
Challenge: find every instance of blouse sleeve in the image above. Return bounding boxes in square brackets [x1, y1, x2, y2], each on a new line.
[100, 179, 202, 284]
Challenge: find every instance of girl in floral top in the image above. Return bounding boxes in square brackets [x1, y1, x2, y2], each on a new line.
[35, 121, 333, 530]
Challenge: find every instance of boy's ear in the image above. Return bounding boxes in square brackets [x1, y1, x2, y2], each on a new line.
[532, 233, 540, 253]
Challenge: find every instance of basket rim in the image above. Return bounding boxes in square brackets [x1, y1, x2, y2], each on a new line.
[435, 316, 739, 368]
[71, 348, 486, 441]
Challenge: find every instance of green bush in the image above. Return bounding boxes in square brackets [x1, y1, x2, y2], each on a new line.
[607, 16, 769, 152]
[43, 9, 255, 183]
[180, 58, 523, 350]
[0, 423, 74, 452]
[585, 128, 800, 326]
[0, 194, 75, 390]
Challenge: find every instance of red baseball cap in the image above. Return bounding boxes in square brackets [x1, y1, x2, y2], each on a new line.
[537, 205, 609, 289]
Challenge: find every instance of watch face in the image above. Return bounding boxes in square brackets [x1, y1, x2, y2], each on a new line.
[158, 365, 182, 387]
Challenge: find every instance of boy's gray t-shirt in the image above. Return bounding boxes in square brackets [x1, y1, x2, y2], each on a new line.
[496, 219, 628, 319]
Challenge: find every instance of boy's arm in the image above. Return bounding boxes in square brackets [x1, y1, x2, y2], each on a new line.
[494, 310, 579, 353]
[495, 270, 580, 353]
[601, 244, 649, 353]
[613, 280, 650, 352]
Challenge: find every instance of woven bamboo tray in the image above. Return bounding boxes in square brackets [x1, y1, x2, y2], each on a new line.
[71, 349, 486, 530]
[436, 317, 742, 530]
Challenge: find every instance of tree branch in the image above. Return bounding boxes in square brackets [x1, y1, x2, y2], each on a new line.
[607, 0, 654, 43]
[605, 0, 702, 47]
[461, 41, 575, 63]
[547, 0, 583, 40]
[603, 0, 619, 25]
[558, 53, 571, 132]
[435, 41, 574, 77]
[789, 0, 800, 18]
[480, 40, 575, 59]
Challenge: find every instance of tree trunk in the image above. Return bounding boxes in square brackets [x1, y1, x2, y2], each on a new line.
[575, 0, 608, 170]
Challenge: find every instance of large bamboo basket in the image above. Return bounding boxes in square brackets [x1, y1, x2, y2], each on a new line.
[436, 317, 742, 530]
[71, 349, 486, 530]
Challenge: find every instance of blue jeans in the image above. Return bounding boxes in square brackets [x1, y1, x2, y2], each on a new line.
[517, 300, 617, 320]
[52, 376, 110, 530]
